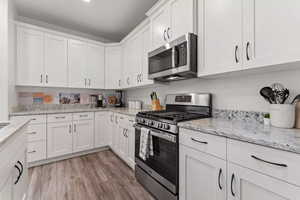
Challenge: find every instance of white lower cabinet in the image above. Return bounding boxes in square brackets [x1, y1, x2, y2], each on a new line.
[73, 119, 94, 153]
[110, 114, 135, 169]
[0, 126, 28, 200]
[179, 128, 300, 200]
[227, 162, 300, 200]
[95, 112, 112, 148]
[47, 121, 73, 158]
[179, 144, 226, 200]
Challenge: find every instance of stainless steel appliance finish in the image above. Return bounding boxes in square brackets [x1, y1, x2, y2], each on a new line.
[135, 93, 212, 200]
[148, 33, 197, 82]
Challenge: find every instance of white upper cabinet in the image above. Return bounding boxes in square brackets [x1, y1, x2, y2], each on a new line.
[198, 0, 243, 76]
[148, 0, 197, 50]
[86, 43, 105, 89]
[44, 34, 68, 87]
[169, 0, 196, 40]
[150, 7, 170, 50]
[243, 0, 300, 69]
[105, 46, 122, 89]
[140, 26, 154, 86]
[17, 27, 44, 86]
[68, 39, 87, 88]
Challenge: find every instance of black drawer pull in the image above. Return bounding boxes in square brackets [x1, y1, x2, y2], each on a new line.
[235, 45, 239, 63]
[28, 150, 37, 154]
[246, 42, 250, 60]
[231, 173, 235, 197]
[55, 116, 66, 119]
[218, 168, 223, 190]
[251, 155, 288, 167]
[191, 138, 208, 144]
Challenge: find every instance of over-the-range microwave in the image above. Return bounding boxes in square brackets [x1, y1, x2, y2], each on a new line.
[148, 33, 197, 82]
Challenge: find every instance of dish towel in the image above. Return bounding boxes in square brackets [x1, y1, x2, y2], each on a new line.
[139, 128, 154, 160]
[139, 127, 150, 161]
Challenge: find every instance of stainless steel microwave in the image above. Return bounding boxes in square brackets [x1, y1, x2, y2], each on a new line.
[148, 33, 197, 82]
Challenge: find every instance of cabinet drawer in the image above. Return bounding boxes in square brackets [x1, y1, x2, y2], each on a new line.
[47, 113, 72, 123]
[228, 139, 300, 187]
[27, 141, 47, 163]
[73, 112, 94, 121]
[26, 124, 46, 142]
[11, 114, 46, 124]
[179, 128, 227, 159]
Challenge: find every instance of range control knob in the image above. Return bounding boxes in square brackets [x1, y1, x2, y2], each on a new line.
[164, 124, 170, 130]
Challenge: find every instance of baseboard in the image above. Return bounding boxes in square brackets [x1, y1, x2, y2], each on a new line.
[28, 146, 110, 168]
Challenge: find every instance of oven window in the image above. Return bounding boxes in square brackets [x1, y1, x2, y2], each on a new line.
[149, 48, 173, 74]
[135, 129, 178, 186]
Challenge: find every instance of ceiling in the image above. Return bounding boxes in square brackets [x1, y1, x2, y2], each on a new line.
[15, 0, 158, 42]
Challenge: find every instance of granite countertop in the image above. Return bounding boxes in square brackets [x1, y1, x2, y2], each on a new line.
[0, 119, 30, 147]
[178, 118, 300, 154]
[9, 107, 148, 117]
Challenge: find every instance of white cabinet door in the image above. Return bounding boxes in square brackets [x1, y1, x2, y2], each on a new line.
[12, 150, 28, 200]
[68, 39, 87, 88]
[179, 145, 226, 200]
[129, 35, 142, 88]
[95, 112, 111, 148]
[150, 7, 170, 50]
[44, 34, 68, 87]
[0, 177, 12, 200]
[126, 126, 135, 169]
[47, 122, 73, 158]
[243, 0, 300, 69]
[140, 26, 154, 86]
[17, 27, 44, 86]
[169, 0, 196, 40]
[122, 43, 131, 88]
[73, 120, 94, 153]
[105, 46, 122, 89]
[86, 43, 105, 89]
[118, 125, 128, 161]
[199, 0, 243, 76]
[227, 163, 300, 200]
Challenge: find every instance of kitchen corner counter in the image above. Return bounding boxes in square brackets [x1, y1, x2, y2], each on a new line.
[9, 107, 147, 117]
[0, 119, 30, 147]
[178, 118, 300, 155]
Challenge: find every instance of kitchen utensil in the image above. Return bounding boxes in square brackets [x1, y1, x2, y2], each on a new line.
[271, 83, 286, 104]
[291, 94, 300, 104]
[278, 89, 289, 104]
[260, 87, 275, 104]
[270, 104, 295, 128]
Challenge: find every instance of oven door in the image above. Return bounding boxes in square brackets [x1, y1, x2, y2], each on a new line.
[135, 124, 178, 194]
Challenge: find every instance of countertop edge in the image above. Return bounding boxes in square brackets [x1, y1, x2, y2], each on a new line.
[0, 119, 30, 148]
[178, 124, 300, 155]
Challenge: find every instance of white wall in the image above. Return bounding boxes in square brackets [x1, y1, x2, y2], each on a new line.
[126, 66, 300, 113]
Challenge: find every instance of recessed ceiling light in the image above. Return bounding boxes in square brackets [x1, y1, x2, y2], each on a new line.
[82, 0, 91, 3]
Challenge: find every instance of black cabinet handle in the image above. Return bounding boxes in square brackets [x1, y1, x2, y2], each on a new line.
[231, 173, 235, 197]
[246, 42, 250, 60]
[251, 155, 288, 167]
[218, 168, 223, 190]
[14, 161, 23, 185]
[191, 138, 208, 144]
[235, 45, 239, 63]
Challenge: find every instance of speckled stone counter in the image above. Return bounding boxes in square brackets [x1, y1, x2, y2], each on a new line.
[9, 107, 148, 117]
[0, 119, 30, 147]
[178, 118, 300, 154]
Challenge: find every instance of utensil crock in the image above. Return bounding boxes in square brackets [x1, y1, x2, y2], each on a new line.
[270, 104, 295, 129]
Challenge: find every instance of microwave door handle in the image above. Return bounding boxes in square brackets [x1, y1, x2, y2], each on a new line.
[172, 47, 178, 68]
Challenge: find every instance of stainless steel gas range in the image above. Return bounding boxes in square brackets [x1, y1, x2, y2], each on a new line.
[134, 93, 212, 200]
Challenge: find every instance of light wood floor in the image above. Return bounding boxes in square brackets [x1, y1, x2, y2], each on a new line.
[28, 150, 154, 200]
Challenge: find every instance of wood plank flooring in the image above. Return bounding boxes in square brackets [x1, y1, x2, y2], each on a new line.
[28, 150, 155, 200]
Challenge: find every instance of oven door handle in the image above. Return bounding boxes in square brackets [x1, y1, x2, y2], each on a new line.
[134, 124, 177, 143]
